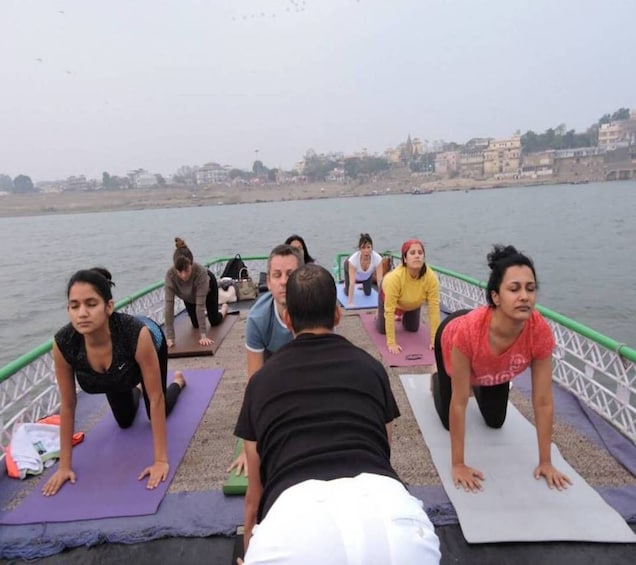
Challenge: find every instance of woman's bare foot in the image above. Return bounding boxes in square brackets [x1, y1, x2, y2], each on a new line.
[220, 303, 229, 319]
[173, 371, 186, 389]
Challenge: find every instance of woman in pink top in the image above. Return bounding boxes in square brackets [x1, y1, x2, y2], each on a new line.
[432, 244, 571, 493]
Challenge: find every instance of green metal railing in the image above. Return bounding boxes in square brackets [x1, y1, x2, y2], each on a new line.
[1, 253, 635, 459]
[334, 251, 636, 363]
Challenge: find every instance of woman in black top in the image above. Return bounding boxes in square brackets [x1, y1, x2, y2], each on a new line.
[285, 234, 315, 265]
[42, 268, 186, 496]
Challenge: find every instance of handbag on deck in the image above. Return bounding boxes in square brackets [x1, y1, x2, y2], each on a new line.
[236, 267, 258, 301]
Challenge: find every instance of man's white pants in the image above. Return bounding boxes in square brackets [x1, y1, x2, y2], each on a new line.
[244, 473, 440, 564]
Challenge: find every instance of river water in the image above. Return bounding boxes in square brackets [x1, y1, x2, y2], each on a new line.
[1, 180, 634, 369]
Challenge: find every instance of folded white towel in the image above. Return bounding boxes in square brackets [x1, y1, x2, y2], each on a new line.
[9, 423, 61, 479]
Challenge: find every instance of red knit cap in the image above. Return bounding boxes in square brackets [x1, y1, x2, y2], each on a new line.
[401, 239, 425, 258]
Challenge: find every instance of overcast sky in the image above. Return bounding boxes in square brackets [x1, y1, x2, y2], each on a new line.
[1, 0, 634, 181]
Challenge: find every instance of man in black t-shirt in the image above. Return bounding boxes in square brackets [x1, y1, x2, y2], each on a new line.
[235, 264, 440, 564]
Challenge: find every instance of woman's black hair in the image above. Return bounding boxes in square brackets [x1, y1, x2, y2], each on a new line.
[284, 234, 315, 264]
[358, 233, 373, 248]
[486, 244, 537, 307]
[67, 267, 115, 302]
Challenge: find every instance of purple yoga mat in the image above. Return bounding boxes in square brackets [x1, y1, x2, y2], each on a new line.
[0, 368, 223, 524]
[359, 311, 435, 366]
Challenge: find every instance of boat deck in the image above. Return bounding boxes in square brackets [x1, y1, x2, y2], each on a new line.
[2, 306, 635, 564]
[167, 308, 635, 493]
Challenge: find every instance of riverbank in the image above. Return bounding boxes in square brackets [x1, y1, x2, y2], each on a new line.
[0, 174, 579, 218]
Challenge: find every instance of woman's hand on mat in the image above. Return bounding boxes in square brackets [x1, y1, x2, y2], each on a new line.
[227, 451, 248, 476]
[139, 461, 169, 489]
[388, 343, 402, 355]
[452, 463, 484, 492]
[167, 339, 175, 348]
[42, 468, 76, 496]
[199, 336, 213, 346]
[534, 462, 572, 490]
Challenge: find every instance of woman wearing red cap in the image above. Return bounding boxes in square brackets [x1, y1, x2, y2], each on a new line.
[376, 239, 441, 354]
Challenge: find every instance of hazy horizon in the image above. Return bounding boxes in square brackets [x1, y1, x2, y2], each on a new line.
[1, 0, 634, 182]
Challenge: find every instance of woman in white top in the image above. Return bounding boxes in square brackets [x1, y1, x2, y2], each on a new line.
[344, 233, 384, 307]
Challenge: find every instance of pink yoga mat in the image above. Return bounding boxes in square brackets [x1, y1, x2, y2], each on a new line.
[0, 368, 223, 524]
[359, 311, 435, 367]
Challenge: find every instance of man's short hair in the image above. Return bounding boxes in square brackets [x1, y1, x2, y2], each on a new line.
[267, 244, 303, 275]
[286, 264, 336, 332]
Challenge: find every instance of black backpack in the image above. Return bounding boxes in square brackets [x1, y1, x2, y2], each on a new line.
[221, 254, 248, 280]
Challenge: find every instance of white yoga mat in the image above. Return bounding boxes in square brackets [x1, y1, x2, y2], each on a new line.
[400, 373, 636, 544]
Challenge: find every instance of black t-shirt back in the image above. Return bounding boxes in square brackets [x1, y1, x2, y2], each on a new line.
[235, 332, 401, 521]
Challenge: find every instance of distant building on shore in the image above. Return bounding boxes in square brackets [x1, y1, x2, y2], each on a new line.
[127, 169, 158, 188]
[521, 150, 555, 178]
[483, 135, 521, 178]
[434, 151, 460, 177]
[598, 109, 636, 150]
[459, 151, 484, 178]
[65, 175, 90, 191]
[553, 147, 605, 181]
[196, 162, 230, 185]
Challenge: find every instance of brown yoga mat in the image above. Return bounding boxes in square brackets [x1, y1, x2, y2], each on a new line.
[166, 310, 239, 358]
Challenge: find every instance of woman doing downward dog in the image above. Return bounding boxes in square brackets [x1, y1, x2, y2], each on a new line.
[43, 268, 186, 496]
[376, 239, 441, 353]
[344, 233, 384, 307]
[432, 244, 571, 492]
[164, 237, 228, 348]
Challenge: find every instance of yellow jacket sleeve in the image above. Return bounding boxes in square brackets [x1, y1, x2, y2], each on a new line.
[382, 265, 441, 347]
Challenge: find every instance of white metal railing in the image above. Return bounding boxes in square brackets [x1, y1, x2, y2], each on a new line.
[436, 271, 636, 443]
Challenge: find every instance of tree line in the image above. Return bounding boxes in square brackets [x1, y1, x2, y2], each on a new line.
[0, 174, 34, 193]
[520, 107, 631, 153]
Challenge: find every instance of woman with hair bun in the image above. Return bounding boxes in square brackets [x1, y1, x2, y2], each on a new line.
[344, 233, 384, 307]
[42, 268, 186, 496]
[432, 244, 571, 493]
[164, 237, 228, 348]
[376, 239, 441, 354]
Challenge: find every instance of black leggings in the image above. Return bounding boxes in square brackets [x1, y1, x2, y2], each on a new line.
[106, 330, 182, 429]
[343, 259, 373, 296]
[375, 291, 421, 334]
[432, 309, 509, 430]
[184, 271, 224, 328]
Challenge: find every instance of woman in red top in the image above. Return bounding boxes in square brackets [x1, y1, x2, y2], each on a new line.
[432, 244, 571, 493]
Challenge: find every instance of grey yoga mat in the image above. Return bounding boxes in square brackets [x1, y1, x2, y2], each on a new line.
[399, 373, 636, 543]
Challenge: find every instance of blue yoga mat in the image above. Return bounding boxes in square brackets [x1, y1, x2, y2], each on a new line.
[0, 368, 223, 524]
[336, 282, 378, 310]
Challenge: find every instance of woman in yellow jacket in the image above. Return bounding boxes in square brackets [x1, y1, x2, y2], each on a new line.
[376, 239, 441, 354]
